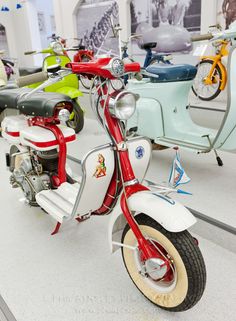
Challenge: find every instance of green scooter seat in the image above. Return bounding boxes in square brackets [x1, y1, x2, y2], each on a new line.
[146, 64, 197, 82]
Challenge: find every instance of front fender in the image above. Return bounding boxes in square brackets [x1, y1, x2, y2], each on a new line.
[108, 191, 196, 253]
[56, 86, 83, 99]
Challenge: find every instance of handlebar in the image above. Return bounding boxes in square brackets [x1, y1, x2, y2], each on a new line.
[191, 33, 213, 42]
[24, 51, 37, 55]
[67, 57, 140, 79]
[16, 58, 140, 89]
[16, 71, 48, 87]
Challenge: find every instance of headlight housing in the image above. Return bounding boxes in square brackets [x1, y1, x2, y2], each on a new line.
[108, 91, 139, 120]
[51, 41, 64, 55]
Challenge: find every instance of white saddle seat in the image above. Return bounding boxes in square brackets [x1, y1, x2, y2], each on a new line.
[36, 182, 81, 223]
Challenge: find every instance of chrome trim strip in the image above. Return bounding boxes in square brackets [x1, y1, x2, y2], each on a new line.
[190, 105, 226, 113]
[124, 178, 139, 187]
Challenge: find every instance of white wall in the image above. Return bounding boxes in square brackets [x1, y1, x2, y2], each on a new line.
[35, 0, 55, 49]
[0, 0, 43, 67]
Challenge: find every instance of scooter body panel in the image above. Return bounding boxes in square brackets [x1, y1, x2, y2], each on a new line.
[71, 144, 115, 217]
[72, 137, 151, 219]
[213, 45, 236, 150]
[2, 115, 28, 144]
[42, 55, 81, 96]
[128, 96, 164, 139]
[108, 190, 197, 253]
[127, 79, 217, 151]
[127, 137, 152, 182]
[19, 125, 76, 151]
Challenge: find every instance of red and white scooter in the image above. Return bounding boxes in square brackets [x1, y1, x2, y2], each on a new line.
[1, 57, 206, 311]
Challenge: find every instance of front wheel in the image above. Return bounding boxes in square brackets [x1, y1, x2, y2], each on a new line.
[121, 214, 206, 312]
[66, 100, 84, 134]
[192, 60, 223, 101]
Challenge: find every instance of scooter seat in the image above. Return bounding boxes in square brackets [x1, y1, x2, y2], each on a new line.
[19, 67, 42, 76]
[0, 88, 72, 117]
[145, 63, 197, 82]
[140, 42, 157, 50]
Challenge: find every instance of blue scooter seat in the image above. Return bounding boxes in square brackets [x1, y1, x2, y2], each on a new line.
[146, 64, 197, 82]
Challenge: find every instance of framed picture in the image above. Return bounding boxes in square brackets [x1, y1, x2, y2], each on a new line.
[131, 0, 201, 34]
[76, 0, 119, 55]
[38, 12, 46, 33]
[217, 0, 236, 29]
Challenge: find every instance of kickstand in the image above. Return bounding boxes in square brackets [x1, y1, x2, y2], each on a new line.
[203, 135, 223, 167]
[51, 222, 61, 235]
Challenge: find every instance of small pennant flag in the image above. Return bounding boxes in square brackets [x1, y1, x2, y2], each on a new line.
[169, 149, 191, 188]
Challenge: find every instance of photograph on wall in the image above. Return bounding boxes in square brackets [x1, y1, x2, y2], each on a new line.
[37, 12, 46, 33]
[217, 0, 236, 29]
[130, 0, 202, 62]
[76, 0, 119, 55]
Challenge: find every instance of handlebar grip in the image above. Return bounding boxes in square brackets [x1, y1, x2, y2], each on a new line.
[16, 71, 48, 87]
[24, 51, 37, 55]
[191, 33, 213, 42]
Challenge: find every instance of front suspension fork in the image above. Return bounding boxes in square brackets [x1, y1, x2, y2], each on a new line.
[120, 190, 159, 261]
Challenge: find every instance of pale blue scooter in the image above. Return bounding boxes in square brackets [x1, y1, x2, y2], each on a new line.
[127, 23, 236, 166]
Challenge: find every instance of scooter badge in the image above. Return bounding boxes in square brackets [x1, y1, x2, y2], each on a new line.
[135, 146, 145, 159]
[93, 154, 106, 178]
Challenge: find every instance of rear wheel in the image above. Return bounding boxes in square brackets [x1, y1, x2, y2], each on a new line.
[192, 60, 223, 101]
[66, 100, 84, 134]
[121, 214, 206, 312]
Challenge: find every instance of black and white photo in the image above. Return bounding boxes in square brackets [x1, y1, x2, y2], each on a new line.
[76, 0, 119, 55]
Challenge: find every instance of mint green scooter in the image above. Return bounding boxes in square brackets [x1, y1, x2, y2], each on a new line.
[127, 23, 236, 166]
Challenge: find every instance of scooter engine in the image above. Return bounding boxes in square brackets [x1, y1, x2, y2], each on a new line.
[9, 151, 51, 206]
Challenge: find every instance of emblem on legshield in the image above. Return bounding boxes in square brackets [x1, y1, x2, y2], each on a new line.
[135, 146, 145, 159]
[93, 154, 106, 178]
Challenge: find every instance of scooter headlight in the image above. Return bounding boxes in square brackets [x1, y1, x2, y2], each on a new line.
[51, 41, 64, 55]
[108, 91, 139, 120]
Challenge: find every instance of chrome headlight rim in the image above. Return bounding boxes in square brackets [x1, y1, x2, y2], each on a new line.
[108, 90, 139, 120]
[51, 41, 64, 55]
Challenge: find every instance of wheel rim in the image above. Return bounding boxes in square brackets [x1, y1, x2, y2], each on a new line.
[134, 238, 177, 294]
[122, 225, 188, 308]
[193, 62, 221, 99]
